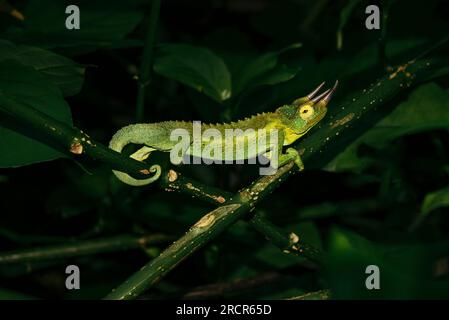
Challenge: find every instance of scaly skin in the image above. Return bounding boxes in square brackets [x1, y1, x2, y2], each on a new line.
[109, 81, 338, 186]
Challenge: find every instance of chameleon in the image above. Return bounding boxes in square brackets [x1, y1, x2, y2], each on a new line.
[109, 81, 338, 186]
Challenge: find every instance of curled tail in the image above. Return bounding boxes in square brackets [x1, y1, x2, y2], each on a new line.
[109, 124, 162, 186]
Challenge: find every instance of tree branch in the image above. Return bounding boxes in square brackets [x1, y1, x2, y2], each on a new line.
[0, 234, 170, 264]
[287, 289, 331, 300]
[249, 211, 323, 264]
[104, 161, 296, 299]
[0, 94, 152, 179]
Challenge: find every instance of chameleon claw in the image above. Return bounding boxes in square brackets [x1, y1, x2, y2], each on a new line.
[286, 147, 304, 171]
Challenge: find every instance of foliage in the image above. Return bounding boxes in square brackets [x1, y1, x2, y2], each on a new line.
[0, 0, 448, 299]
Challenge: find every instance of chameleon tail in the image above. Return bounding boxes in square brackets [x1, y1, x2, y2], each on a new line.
[109, 124, 162, 186]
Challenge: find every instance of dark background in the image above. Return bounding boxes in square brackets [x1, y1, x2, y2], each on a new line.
[0, 0, 449, 299]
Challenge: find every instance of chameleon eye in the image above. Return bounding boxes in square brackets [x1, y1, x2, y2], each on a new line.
[299, 105, 314, 120]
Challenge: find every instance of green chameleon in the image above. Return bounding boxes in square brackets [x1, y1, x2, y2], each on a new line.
[109, 81, 338, 186]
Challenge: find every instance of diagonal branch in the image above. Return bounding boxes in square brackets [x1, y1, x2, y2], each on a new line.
[104, 161, 296, 299]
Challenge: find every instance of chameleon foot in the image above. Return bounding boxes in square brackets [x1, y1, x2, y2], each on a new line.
[277, 148, 304, 171]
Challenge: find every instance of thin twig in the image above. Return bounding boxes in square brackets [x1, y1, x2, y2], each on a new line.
[0, 234, 170, 264]
[180, 272, 282, 299]
[249, 212, 323, 264]
[159, 169, 233, 205]
[287, 289, 331, 300]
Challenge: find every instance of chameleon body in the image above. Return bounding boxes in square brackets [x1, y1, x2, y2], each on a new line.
[109, 81, 338, 186]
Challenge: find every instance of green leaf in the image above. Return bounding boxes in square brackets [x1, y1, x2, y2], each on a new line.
[233, 43, 301, 94]
[154, 44, 232, 103]
[336, 0, 362, 50]
[421, 186, 449, 215]
[0, 61, 72, 167]
[251, 64, 299, 88]
[327, 83, 449, 172]
[254, 244, 303, 269]
[341, 38, 429, 78]
[326, 227, 386, 299]
[2, 0, 144, 52]
[0, 40, 85, 96]
[327, 227, 449, 299]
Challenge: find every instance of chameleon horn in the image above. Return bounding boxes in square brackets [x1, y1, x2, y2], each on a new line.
[320, 80, 339, 104]
[306, 81, 326, 99]
[311, 89, 330, 103]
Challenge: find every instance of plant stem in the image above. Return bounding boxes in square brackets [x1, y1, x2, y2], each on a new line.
[180, 272, 281, 299]
[287, 289, 331, 300]
[159, 170, 323, 262]
[0, 234, 170, 264]
[0, 94, 151, 179]
[159, 169, 234, 205]
[135, 0, 161, 122]
[249, 212, 323, 264]
[104, 162, 296, 299]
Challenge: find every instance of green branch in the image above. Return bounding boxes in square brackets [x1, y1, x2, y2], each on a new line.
[159, 170, 323, 262]
[0, 234, 170, 264]
[104, 162, 296, 299]
[249, 211, 323, 264]
[288, 289, 331, 300]
[159, 169, 233, 205]
[135, 0, 161, 122]
[0, 94, 152, 179]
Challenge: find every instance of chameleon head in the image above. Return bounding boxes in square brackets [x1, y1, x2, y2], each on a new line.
[291, 80, 338, 134]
